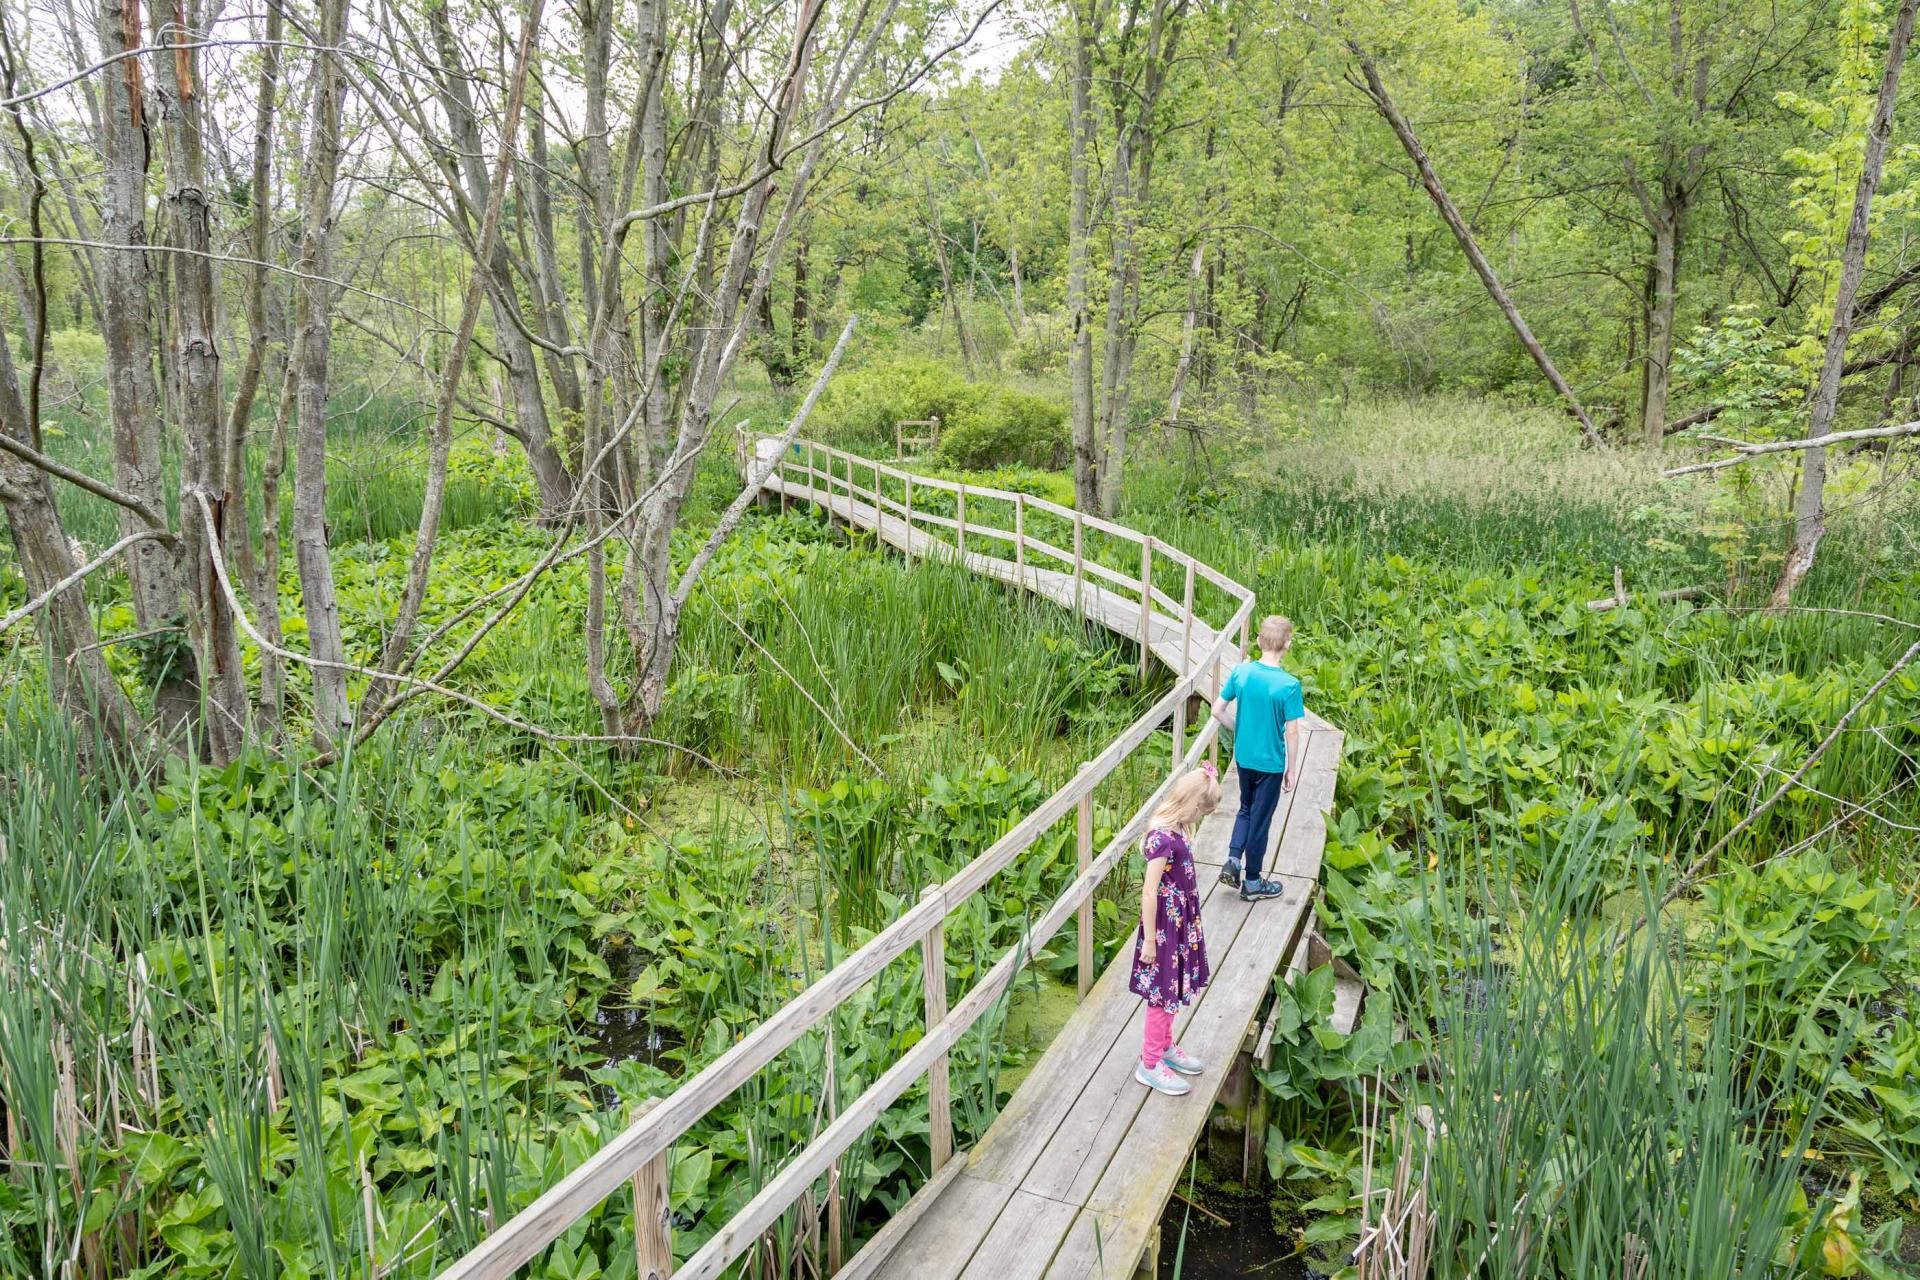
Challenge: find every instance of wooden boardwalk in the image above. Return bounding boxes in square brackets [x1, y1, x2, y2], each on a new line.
[845, 748, 1336, 1280]
[441, 441, 1339, 1280]
[773, 464, 1341, 1278]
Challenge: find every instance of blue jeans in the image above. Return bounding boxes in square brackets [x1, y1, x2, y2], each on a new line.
[1229, 766, 1285, 881]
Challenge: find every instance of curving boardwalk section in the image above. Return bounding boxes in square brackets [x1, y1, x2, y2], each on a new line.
[441, 440, 1339, 1280]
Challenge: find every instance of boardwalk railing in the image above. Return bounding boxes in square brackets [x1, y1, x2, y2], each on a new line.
[440, 438, 1260, 1280]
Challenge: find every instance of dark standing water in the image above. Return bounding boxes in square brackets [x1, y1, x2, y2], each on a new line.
[1155, 1193, 1325, 1280]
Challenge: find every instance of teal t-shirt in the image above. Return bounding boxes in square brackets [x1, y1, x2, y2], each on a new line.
[1220, 660, 1305, 774]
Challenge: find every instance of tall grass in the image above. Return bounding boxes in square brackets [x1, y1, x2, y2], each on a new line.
[1402, 821, 1830, 1276]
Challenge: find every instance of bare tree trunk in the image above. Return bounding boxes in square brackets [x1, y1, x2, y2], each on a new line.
[791, 232, 812, 365]
[1092, 142, 1137, 517]
[0, 324, 138, 749]
[372, 0, 543, 705]
[223, 0, 281, 587]
[253, 357, 295, 736]
[1067, 0, 1098, 512]
[290, 0, 352, 745]
[95, 0, 195, 736]
[152, 0, 247, 760]
[1640, 195, 1684, 444]
[424, 0, 574, 519]
[1352, 50, 1606, 448]
[523, 70, 584, 419]
[1772, 0, 1919, 606]
[1166, 242, 1205, 431]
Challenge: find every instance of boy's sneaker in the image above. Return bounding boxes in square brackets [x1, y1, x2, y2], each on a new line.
[1239, 877, 1286, 902]
[1135, 1060, 1192, 1095]
[1219, 857, 1242, 887]
[1161, 1045, 1206, 1076]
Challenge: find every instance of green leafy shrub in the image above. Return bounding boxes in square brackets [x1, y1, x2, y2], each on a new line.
[812, 358, 983, 454]
[937, 387, 1068, 470]
[809, 358, 1068, 469]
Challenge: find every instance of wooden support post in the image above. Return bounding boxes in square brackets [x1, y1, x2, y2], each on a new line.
[1076, 777, 1094, 1000]
[874, 460, 883, 536]
[630, 1098, 673, 1280]
[957, 485, 968, 560]
[1138, 540, 1155, 681]
[1180, 562, 1195, 679]
[921, 887, 953, 1173]
[1172, 693, 1186, 776]
[826, 1022, 844, 1272]
[1071, 510, 1085, 615]
[904, 475, 915, 560]
[1013, 494, 1026, 590]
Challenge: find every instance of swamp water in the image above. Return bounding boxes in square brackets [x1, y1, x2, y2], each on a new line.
[1155, 1193, 1323, 1279]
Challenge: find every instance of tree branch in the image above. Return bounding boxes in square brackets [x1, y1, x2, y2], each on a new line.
[0, 429, 172, 532]
[1663, 419, 1920, 476]
[672, 315, 855, 612]
[0, 530, 173, 635]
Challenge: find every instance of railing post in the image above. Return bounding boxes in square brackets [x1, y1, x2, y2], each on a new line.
[904, 475, 915, 560]
[957, 484, 968, 560]
[1076, 776, 1094, 1000]
[1172, 691, 1186, 775]
[874, 460, 883, 533]
[921, 887, 952, 1172]
[1014, 493, 1026, 590]
[630, 1098, 673, 1280]
[1072, 510, 1085, 615]
[1180, 561, 1195, 679]
[826, 1019, 844, 1272]
[1138, 539, 1155, 681]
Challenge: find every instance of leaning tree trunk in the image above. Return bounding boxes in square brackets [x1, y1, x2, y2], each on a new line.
[95, 0, 196, 738]
[425, 0, 575, 520]
[1353, 50, 1606, 448]
[1773, 0, 1920, 606]
[290, 0, 352, 745]
[152, 0, 247, 761]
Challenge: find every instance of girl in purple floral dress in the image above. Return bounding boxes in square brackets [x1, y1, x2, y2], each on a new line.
[1131, 764, 1221, 1095]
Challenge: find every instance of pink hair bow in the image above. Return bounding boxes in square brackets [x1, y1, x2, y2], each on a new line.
[1200, 760, 1219, 781]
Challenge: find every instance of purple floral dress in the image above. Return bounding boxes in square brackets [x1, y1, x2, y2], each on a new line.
[1129, 828, 1210, 1010]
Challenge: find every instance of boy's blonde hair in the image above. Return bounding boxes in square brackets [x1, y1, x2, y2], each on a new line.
[1151, 767, 1221, 833]
[1257, 614, 1294, 654]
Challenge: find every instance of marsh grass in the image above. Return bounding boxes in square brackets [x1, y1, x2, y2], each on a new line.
[1401, 820, 1837, 1277]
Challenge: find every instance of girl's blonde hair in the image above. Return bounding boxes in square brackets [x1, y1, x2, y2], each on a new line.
[1151, 767, 1221, 833]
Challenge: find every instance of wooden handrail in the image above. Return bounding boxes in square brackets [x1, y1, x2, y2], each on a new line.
[440, 437, 1258, 1279]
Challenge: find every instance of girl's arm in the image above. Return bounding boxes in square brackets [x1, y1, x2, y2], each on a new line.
[1139, 854, 1166, 961]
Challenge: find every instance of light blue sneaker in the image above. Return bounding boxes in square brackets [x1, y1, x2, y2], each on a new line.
[1239, 877, 1285, 902]
[1135, 1060, 1192, 1095]
[1161, 1045, 1206, 1076]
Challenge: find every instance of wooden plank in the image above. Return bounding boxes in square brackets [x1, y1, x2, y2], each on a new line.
[1040, 1208, 1155, 1280]
[954, 1189, 1082, 1280]
[836, 1151, 971, 1280]
[863, 1173, 1015, 1280]
[1015, 887, 1255, 1205]
[1263, 732, 1340, 884]
[1081, 892, 1315, 1226]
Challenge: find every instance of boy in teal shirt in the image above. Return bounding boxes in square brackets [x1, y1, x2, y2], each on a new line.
[1212, 615, 1306, 901]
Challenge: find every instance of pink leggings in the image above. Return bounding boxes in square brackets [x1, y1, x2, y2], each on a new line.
[1141, 1007, 1175, 1068]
